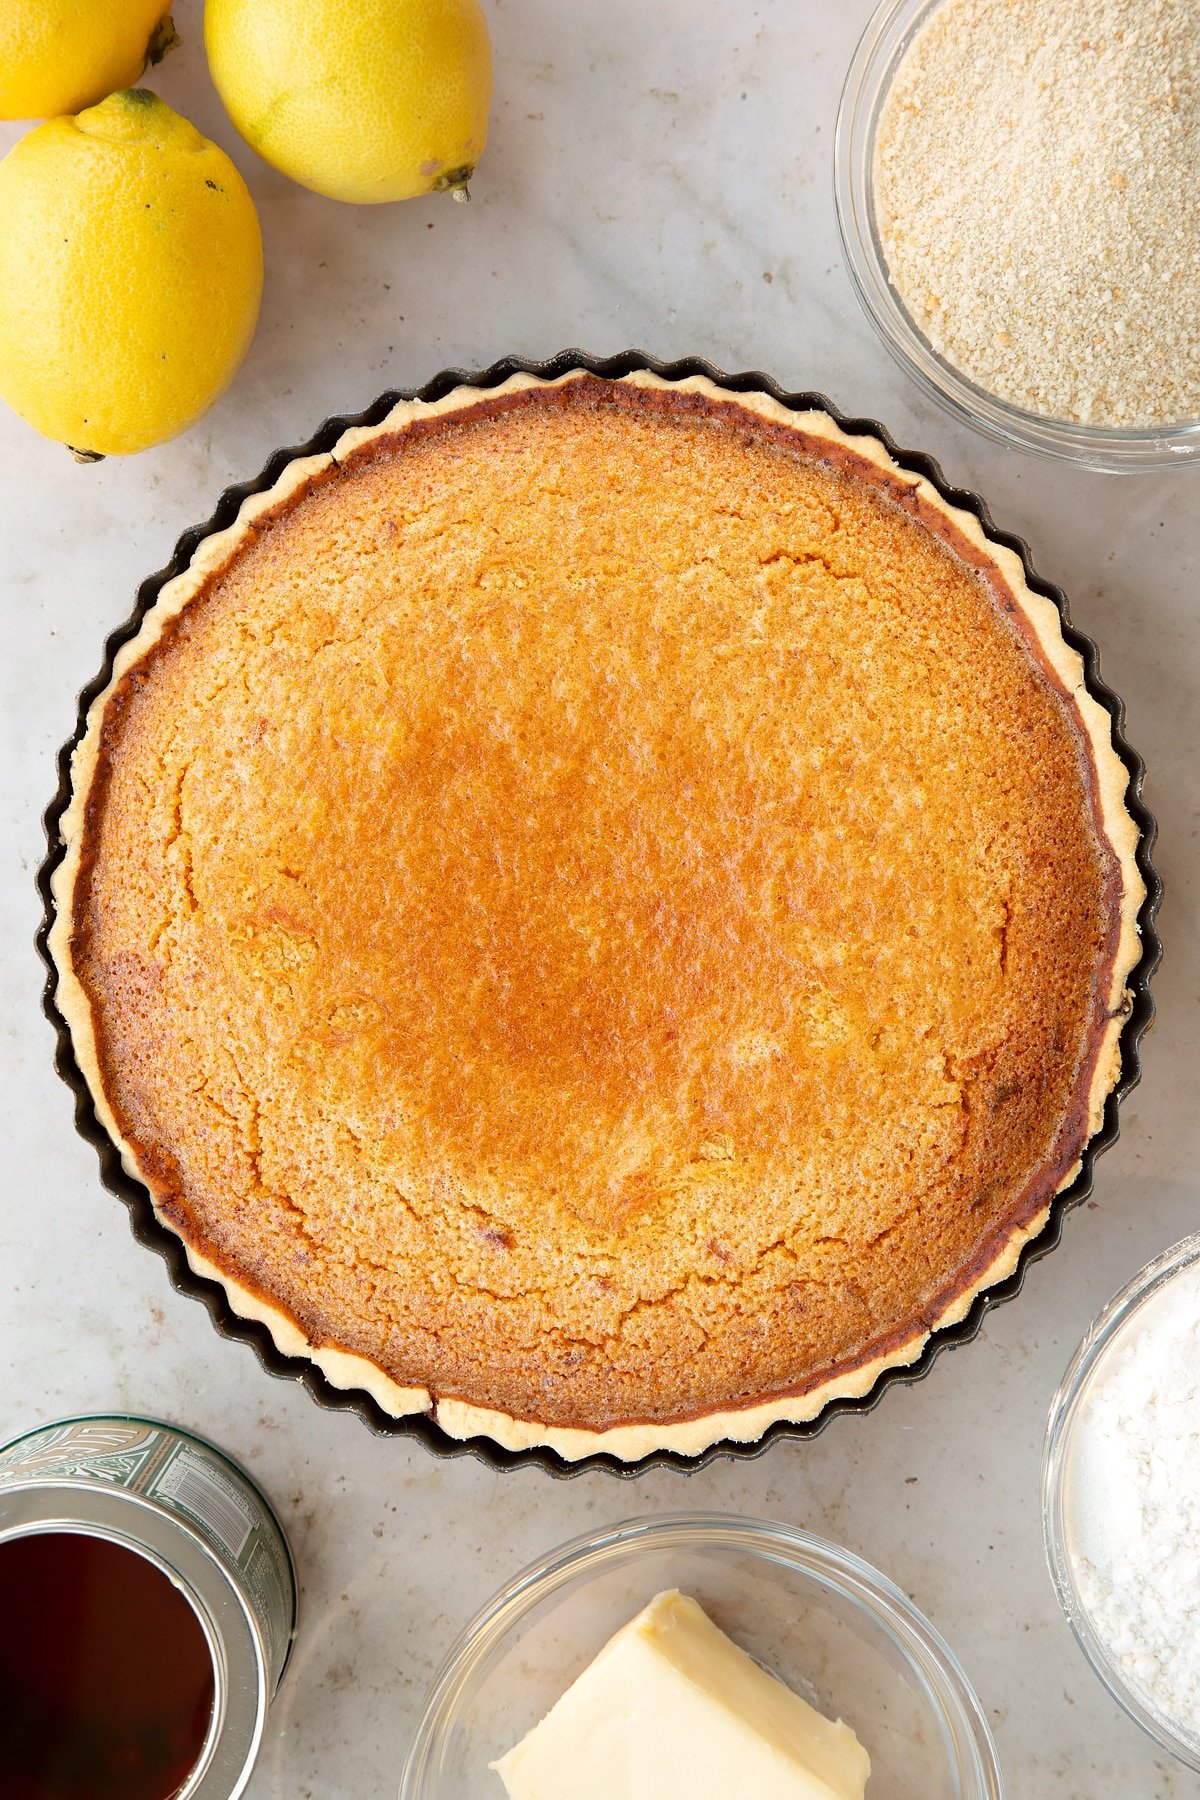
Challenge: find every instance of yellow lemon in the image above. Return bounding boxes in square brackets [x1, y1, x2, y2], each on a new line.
[0, 90, 263, 457]
[0, 0, 179, 121]
[205, 0, 492, 204]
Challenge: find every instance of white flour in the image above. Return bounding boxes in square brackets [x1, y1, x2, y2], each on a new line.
[1065, 1256, 1200, 1739]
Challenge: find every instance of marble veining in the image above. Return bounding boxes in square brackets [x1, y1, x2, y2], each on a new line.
[1, 3, 1197, 1795]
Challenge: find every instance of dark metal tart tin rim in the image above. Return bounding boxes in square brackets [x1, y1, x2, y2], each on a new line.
[36, 348, 1163, 1479]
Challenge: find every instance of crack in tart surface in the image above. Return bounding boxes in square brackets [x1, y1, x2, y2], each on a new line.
[50, 370, 1145, 1461]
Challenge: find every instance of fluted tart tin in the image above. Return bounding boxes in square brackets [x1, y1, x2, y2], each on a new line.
[37, 350, 1161, 1478]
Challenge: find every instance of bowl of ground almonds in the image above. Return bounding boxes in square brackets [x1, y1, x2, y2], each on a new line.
[835, 0, 1200, 470]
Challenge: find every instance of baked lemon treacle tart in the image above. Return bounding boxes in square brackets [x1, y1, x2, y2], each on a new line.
[50, 368, 1147, 1463]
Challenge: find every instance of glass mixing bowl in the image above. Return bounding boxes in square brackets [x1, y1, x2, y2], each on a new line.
[1044, 1234, 1200, 1771]
[400, 1511, 1003, 1798]
[834, 0, 1200, 471]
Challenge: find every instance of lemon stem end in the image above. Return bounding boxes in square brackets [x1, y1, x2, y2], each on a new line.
[434, 165, 475, 202]
[146, 14, 181, 69]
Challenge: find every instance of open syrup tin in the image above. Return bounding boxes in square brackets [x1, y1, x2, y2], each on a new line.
[0, 1414, 297, 1798]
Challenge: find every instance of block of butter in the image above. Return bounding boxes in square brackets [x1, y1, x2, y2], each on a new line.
[492, 1589, 870, 1799]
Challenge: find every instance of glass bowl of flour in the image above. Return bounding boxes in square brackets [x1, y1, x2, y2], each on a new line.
[835, 0, 1200, 471]
[1044, 1234, 1200, 1769]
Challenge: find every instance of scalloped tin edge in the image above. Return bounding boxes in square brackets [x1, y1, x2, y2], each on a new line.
[35, 349, 1163, 1479]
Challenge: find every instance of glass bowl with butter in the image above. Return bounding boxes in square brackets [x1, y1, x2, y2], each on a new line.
[399, 1512, 1002, 1799]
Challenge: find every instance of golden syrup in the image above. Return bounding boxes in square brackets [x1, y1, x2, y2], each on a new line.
[0, 1530, 215, 1800]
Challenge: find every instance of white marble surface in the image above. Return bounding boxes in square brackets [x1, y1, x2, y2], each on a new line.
[1, 3, 1197, 1794]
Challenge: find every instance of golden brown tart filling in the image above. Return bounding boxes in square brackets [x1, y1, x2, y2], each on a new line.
[51, 372, 1144, 1460]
